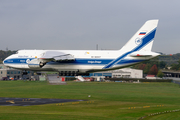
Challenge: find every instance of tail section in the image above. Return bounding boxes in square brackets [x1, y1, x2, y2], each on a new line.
[103, 20, 159, 69]
[120, 20, 159, 52]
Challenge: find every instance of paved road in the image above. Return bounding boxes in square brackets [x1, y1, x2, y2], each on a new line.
[0, 97, 83, 106]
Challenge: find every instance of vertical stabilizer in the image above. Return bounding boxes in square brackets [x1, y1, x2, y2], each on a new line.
[103, 20, 159, 69]
[120, 20, 159, 52]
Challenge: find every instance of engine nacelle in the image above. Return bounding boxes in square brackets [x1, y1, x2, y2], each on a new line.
[28, 59, 46, 69]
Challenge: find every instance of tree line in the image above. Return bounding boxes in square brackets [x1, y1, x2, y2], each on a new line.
[132, 53, 180, 77]
[132, 58, 166, 77]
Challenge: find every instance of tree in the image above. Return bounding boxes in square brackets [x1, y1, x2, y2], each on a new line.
[171, 63, 179, 70]
[148, 64, 158, 75]
[139, 64, 146, 70]
[158, 61, 166, 69]
[157, 70, 164, 78]
[143, 63, 151, 74]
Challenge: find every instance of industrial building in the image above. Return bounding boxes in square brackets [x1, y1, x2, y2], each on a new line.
[90, 68, 143, 79]
[0, 64, 33, 80]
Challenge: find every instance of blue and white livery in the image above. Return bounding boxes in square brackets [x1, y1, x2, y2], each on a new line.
[3, 20, 160, 75]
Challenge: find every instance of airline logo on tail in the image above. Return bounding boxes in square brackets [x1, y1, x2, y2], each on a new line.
[135, 38, 142, 45]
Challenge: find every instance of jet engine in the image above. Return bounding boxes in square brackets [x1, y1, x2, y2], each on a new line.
[28, 59, 46, 69]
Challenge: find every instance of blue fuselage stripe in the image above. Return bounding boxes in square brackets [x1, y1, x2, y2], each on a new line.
[4, 58, 144, 66]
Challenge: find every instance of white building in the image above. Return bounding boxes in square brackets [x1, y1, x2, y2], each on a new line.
[90, 68, 143, 79]
[112, 68, 143, 78]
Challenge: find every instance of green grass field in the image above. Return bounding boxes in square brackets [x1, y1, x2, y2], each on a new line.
[0, 81, 180, 120]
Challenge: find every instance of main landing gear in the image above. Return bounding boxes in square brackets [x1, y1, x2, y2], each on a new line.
[58, 71, 89, 76]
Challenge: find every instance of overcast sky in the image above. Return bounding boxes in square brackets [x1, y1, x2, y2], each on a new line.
[0, 0, 180, 54]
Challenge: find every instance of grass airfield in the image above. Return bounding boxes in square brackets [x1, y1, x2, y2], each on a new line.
[0, 81, 180, 120]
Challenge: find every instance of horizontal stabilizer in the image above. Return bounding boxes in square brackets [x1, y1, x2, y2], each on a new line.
[129, 51, 160, 57]
[129, 54, 152, 57]
[130, 54, 152, 57]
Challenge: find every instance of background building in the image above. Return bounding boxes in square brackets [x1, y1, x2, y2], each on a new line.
[90, 68, 143, 79]
[0, 64, 33, 80]
[112, 68, 143, 78]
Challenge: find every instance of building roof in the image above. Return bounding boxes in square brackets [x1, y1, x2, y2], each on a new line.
[146, 75, 155, 77]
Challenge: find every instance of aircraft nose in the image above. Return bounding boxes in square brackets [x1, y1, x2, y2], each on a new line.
[3, 56, 9, 65]
[3, 55, 14, 66]
[3, 59, 5, 64]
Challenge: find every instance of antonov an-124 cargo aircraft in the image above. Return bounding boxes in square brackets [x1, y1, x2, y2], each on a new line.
[3, 20, 159, 76]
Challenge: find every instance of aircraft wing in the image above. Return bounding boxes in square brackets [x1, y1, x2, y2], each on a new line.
[39, 51, 75, 62]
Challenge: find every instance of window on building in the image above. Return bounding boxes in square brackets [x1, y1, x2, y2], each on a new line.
[7, 71, 10, 74]
[14, 71, 16, 74]
[1, 71, 2, 74]
[11, 71, 13, 74]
